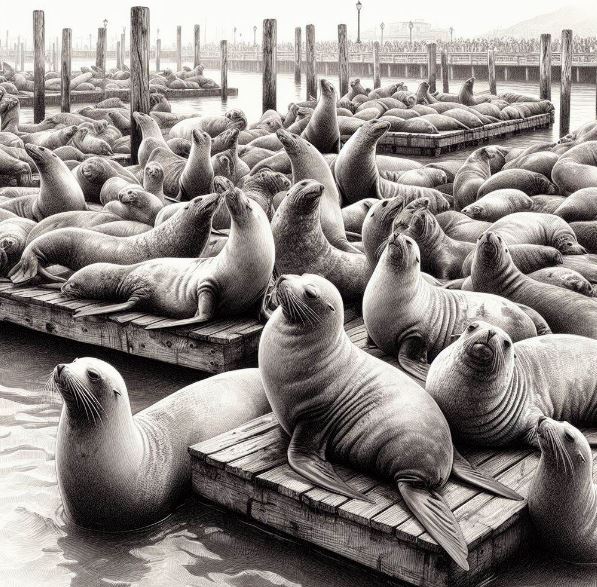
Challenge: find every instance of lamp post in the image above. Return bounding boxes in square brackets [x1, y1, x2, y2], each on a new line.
[408, 21, 413, 45]
[449, 27, 454, 42]
[356, 0, 362, 43]
[253, 25, 257, 46]
[103, 19, 108, 29]
[380, 22, 385, 45]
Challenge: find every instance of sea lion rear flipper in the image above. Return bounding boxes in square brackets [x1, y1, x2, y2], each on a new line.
[451, 448, 524, 501]
[9, 255, 42, 285]
[397, 482, 469, 571]
[397, 336, 430, 384]
[287, 421, 375, 504]
[515, 303, 551, 335]
[74, 298, 139, 318]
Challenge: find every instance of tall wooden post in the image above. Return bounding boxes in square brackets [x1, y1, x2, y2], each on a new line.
[116, 40, 122, 69]
[16, 36, 20, 70]
[539, 33, 552, 100]
[96, 27, 106, 69]
[262, 18, 277, 112]
[441, 49, 449, 92]
[61, 28, 71, 113]
[20, 42, 24, 72]
[338, 24, 349, 96]
[427, 42, 437, 93]
[488, 48, 496, 95]
[194, 25, 201, 67]
[33, 10, 45, 124]
[373, 41, 381, 89]
[306, 24, 316, 100]
[121, 31, 125, 67]
[220, 40, 228, 98]
[560, 29, 572, 137]
[294, 27, 301, 83]
[156, 38, 161, 71]
[176, 25, 182, 70]
[130, 6, 150, 164]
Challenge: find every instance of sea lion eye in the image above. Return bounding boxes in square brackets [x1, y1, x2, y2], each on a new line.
[564, 431, 575, 442]
[503, 339, 511, 349]
[468, 323, 479, 331]
[304, 285, 319, 299]
[87, 369, 101, 382]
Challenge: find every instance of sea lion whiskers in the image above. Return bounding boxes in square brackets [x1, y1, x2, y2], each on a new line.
[538, 419, 575, 477]
[62, 369, 105, 424]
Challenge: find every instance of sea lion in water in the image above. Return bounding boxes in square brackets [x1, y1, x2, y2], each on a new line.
[277, 129, 359, 253]
[259, 273, 522, 570]
[461, 189, 533, 222]
[62, 179, 274, 326]
[529, 418, 597, 564]
[301, 79, 341, 154]
[9, 192, 222, 284]
[0, 217, 35, 276]
[52, 359, 270, 531]
[470, 232, 597, 338]
[363, 232, 540, 383]
[271, 179, 368, 302]
[426, 322, 597, 448]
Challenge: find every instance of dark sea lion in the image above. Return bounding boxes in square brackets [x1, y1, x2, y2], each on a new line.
[554, 188, 597, 222]
[363, 232, 539, 383]
[9, 192, 222, 284]
[477, 169, 558, 198]
[52, 359, 270, 531]
[461, 189, 533, 221]
[458, 78, 489, 106]
[529, 418, 597, 564]
[528, 266, 594, 296]
[271, 179, 368, 302]
[427, 322, 597, 450]
[259, 273, 522, 571]
[470, 232, 597, 338]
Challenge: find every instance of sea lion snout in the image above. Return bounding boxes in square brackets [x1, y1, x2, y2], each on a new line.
[56, 363, 65, 376]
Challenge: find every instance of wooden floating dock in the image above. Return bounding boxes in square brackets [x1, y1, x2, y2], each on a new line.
[15, 87, 238, 107]
[191, 415, 596, 586]
[349, 112, 554, 157]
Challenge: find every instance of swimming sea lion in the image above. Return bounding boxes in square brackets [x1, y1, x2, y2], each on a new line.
[52, 359, 270, 531]
[259, 273, 522, 571]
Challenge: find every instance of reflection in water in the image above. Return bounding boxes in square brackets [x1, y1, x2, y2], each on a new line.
[4, 70, 597, 585]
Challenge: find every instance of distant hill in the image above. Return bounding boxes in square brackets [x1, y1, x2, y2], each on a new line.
[486, 3, 597, 38]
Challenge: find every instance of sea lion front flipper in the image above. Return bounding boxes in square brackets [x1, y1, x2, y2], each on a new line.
[146, 285, 216, 330]
[287, 421, 374, 504]
[515, 303, 551, 335]
[451, 448, 524, 501]
[74, 298, 139, 318]
[397, 482, 469, 571]
[397, 335, 430, 384]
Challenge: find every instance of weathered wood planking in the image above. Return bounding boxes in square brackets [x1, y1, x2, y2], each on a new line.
[345, 112, 554, 157]
[191, 414, 597, 586]
[0, 284, 379, 374]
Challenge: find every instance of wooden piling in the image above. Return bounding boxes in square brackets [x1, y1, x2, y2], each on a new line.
[33, 10, 45, 124]
[488, 48, 496, 95]
[61, 28, 71, 113]
[262, 18, 277, 112]
[116, 40, 122, 69]
[441, 49, 449, 92]
[194, 25, 201, 67]
[560, 29, 572, 137]
[96, 27, 106, 70]
[220, 40, 228, 98]
[20, 42, 24, 72]
[373, 41, 381, 89]
[52, 42, 56, 72]
[294, 27, 301, 83]
[305, 24, 316, 100]
[337, 24, 349, 96]
[156, 38, 161, 71]
[427, 42, 437, 93]
[130, 6, 150, 164]
[176, 25, 182, 70]
[121, 31, 125, 67]
[539, 33, 552, 101]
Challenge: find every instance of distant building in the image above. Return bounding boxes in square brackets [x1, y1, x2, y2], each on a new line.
[363, 20, 450, 42]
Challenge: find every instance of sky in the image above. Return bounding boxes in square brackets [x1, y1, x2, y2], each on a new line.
[1, 0, 594, 47]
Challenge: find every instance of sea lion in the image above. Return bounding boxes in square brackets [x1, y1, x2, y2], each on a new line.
[259, 273, 522, 571]
[570, 221, 597, 253]
[554, 188, 597, 222]
[9, 192, 222, 284]
[551, 141, 597, 196]
[63, 179, 274, 326]
[301, 79, 341, 154]
[341, 198, 377, 234]
[461, 189, 533, 221]
[528, 266, 594, 296]
[458, 77, 490, 106]
[502, 151, 559, 177]
[99, 176, 136, 204]
[426, 322, 597, 449]
[22, 125, 78, 149]
[133, 111, 170, 166]
[52, 359, 270, 531]
[453, 147, 498, 211]
[529, 418, 597, 564]
[103, 186, 164, 225]
[169, 109, 247, 140]
[470, 232, 597, 338]
[363, 232, 540, 383]
[0, 217, 35, 276]
[531, 194, 566, 213]
[70, 127, 112, 156]
[74, 157, 138, 203]
[0, 147, 32, 185]
[271, 179, 368, 302]
[477, 169, 558, 198]
[488, 212, 586, 254]
[277, 129, 358, 253]
[0, 145, 86, 220]
[436, 211, 491, 242]
[142, 161, 165, 201]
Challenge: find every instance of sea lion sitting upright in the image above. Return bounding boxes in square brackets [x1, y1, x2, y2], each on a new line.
[52, 359, 270, 531]
[426, 321, 597, 448]
[301, 79, 341, 154]
[363, 232, 541, 383]
[529, 418, 597, 564]
[259, 273, 522, 571]
[453, 147, 498, 211]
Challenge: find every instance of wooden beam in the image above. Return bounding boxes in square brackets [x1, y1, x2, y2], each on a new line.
[61, 28, 71, 113]
[539, 33, 552, 101]
[488, 48, 496, 95]
[305, 24, 316, 100]
[130, 6, 150, 164]
[373, 41, 380, 89]
[156, 38, 161, 71]
[427, 42, 437, 93]
[294, 27, 301, 83]
[560, 29, 572, 137]
[176, 25, 182, 70]
[32, 10, 45, 124]
[262, 18, 277, 112]
[441, 49, 449, 93]
[194, 24, 201, 67]
[220, 39, 228, 98]
[338, 24, 349, 96]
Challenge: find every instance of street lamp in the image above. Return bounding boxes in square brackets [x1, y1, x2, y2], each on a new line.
[380, 22, 385, 45]
[103, 19, 108, 29]
[253, 25, 257, 46]
[356, 0, 362, 44]
[449, 26, 454, 42]
[408, 21, 414, 45]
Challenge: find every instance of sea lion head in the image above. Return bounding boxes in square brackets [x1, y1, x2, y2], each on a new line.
[49, 357, 129, 425]
[96, 140, 113, 157]
[474, 146, 498, 162]
[276, 129, 304, 155]
[132, 111, 152, 127]
[464, 77, 475, 88]
[274, 273, 341, 328]
[212, 152, 234, 179]
[457, 320, 513, 377]
[214, 176, 263, 227]
[284, 179, 325, 214]
[183, 190, 223, 221]
[461, 203, 484, 220]
[79, 156, 109, 181]
[392, 198, 430, 233]
[191, 128, 212, 151]
[536, 417, 590, 478]
[24, 144, 58, 167]
[319, 78, 337, 100]
[224, 108, 247, 131]
[144, 161, 164, 183]
[214, 127, 239, 151]
[0, 93, 18, 115]
[362, 118, 391, 141]
[407, 207, 438, 243]
[474, 231, 511, 272]
[246, 169, 291, 195]
[365, 197, 414, 261]
[384, 231, 420, 272]
[59, 125, 79, 143]
[0, 222, 29, 277]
